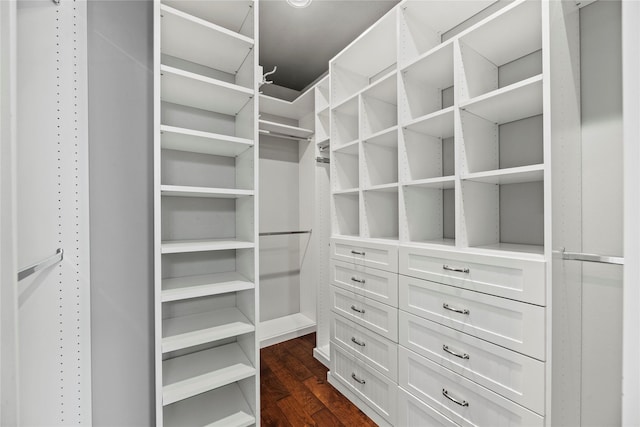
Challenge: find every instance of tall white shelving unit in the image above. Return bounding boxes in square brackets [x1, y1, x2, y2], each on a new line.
[154, 1, 259, 425]
[327, 0, 584, 425]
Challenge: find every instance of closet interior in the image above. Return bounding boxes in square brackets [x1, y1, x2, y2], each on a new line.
[152, 0, 625, 425]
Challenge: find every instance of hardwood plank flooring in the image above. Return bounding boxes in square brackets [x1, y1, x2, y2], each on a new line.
[261, 333, 377, 427]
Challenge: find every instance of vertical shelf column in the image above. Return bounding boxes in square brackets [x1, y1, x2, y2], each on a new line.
[154, 1, 259, 425]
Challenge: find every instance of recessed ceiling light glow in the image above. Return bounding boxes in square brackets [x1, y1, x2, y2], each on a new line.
[287, 0, 312, 8]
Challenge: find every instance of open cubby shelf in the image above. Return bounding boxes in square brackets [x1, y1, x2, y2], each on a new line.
[160, 125, 253, 158]
[329, 0, 547, 257]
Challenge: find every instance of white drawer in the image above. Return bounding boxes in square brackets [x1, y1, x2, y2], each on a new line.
[399, 311, 545, 414]
[331, 259, 398, 307]
[331, 237, 398, 273]
[399, 347, 544, 427]
[398, 387, 459, 427]
[399, 276, 545, 360]
[330, 343, 397, 424]
[400, 246, 545, 305]
[330, 285, 398, 341]
[331, 313, 398, 381]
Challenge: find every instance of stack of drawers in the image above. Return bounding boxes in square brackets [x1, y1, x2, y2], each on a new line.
[397, 246, 547, 426]
[328, 238, 400, 426]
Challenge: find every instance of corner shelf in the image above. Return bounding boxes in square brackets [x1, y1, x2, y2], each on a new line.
[162, 307, 255, 353]
[161, 185, 254, 198]
[160, 65, 254, 116]
[160, 4, 254, 75]
[162, 343, 255, 406]
[258, 119, 313, 139]
[163, 383, 255, 427]
[160, 125, 253, 157]
[162, 272, 254, 303]
[161, 239, 255, 254]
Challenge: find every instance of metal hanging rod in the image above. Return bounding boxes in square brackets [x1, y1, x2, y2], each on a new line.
[18, 248, 64, 281]
[556, 248, 624, 265]
[259, 230, 312, 237]
[259, 129, 310, 142]
[316, 157, 330, 164]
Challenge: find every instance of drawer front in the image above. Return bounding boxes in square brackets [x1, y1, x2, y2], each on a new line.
[331, 343, 397, 423]
[397, 387, 459, 427]
[330, 285, 398, 341]
[399, 347, 544, 427]
[399, 311, 545, 414]
[400, 246, 545, 305]
[331, 238, 398, 273]
[331, 313, 398, 381]
[331, 259, 398, 307]
[399, 276, 545, 360]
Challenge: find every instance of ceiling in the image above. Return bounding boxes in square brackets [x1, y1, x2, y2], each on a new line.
[259, 0, 399, 92]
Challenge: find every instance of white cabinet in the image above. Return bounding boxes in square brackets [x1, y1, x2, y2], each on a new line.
[154, 1, 259, 424]
[331, 259, 399, 306]
[397, 388, 459, 427]
[399, 347, 544, 427]
[399, 275, 545, 360]
[331, 237, 398, 272]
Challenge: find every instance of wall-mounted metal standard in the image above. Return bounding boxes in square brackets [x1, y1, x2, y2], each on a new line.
[18, 248, 64, 281]
[557, 248, 624, 265]
[259, 230, 312, 237]
[316, 157, 330, 164]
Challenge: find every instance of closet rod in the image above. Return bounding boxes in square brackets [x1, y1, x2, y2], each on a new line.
[259, 230, 312, 237]
[557, 248, 624, 265]
[259, 129, 310, 142]
[18, 248, 64, 281]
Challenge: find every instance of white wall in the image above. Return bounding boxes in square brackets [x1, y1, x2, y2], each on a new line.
[259, 136, 301, 321]
[87, 1, 154, 425]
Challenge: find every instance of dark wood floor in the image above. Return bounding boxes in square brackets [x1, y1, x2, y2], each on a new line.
[260, 333, 377, 427]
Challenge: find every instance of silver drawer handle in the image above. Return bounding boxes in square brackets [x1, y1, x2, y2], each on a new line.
[442, 389, 469, 407]
[443, 303, 470, 315]
[351, 373, 366, 384]
[351, 305, 365, 314]
[351, 276, 365, 284]
[443, 265, 470, 274]
[443, 344, 469, 360]
[351, 337, 366, 347]
[351, 250, 366, 255]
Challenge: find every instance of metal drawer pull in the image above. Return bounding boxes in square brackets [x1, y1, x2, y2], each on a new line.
[351, 305, 365, 314]
[443, 265, 470, 274]
[351, 250, 366, 255]
[351, 337, 366, 347]
[442, 389, 469, 407]
[351, 276, 365, 284]
[351, 373, 366, 384]
[443, 303, 470, 315]
[443, 344, 469, 360]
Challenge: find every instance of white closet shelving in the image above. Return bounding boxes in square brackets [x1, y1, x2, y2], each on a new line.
[325, 0, 582, 425]
[154, 0, 259, 425]
[258, 88, 317, 347]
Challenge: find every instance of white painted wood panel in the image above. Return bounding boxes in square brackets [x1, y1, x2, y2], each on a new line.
[399, 275, 545, 359]
[331, 237, 398, 272]
[330, 259, 398, 306]
[397, 387, 458, 427]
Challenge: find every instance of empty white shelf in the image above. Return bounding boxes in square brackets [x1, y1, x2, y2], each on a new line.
[332, 139, 359, 154]
[161, 239, 255, 254]
[402, 41, 454, 87]
[162, 0, 253, 39]
[404, 176, 456, 189]
[259, 91, 315, 120]
[161, 65, 254, 116]
[362, 71, 397, 104]
[463, 164, 544, 185]
[333, 188, 359, 196]
[161, 125, 253, 157]
[162, 272, 254, 303]
[474, 242, 545, 257]
[160, 4, 254, 75]
[163, 307, 255, 353]
[258, 119, 313, 138]
[161, 185, 254, 198]
[260, 313, 316, 348]
[461, 75, 543, 124]
[163, 343, 255, 405]
[163, 383, 255, 427]
[404, 107, 455, 138]
[363, 125, 398, 146]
